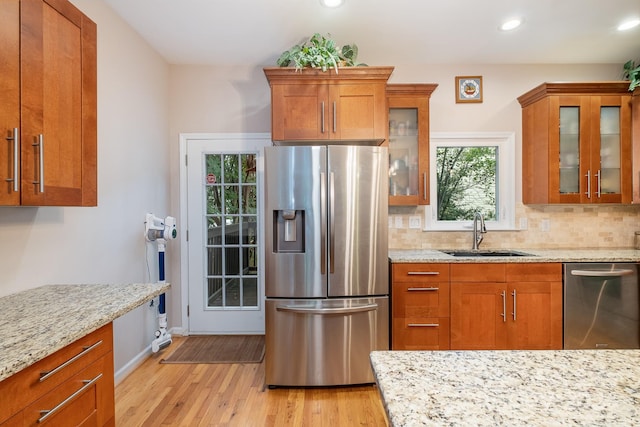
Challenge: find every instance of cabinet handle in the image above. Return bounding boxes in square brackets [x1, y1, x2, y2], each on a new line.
[32, 134, 44, 193]
[332, 101, 337, 133]
[511, 289, 517, 321]
[38, 373, 102, 423]
[321, 102, 325, 134]
[407, 271, 440, 276]
[6, 128, 19, 192]
[423, 172, 427, 200]
[407, 323, 439, 327]
[40, 340, 103, 382]
[407, 287, 439, 291]
[595, 169, 601, 198]
[500, 290, 506, 322]
[585, 170, 591, 199]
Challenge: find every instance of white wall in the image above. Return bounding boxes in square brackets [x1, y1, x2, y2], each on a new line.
[0, 0, 172, 379]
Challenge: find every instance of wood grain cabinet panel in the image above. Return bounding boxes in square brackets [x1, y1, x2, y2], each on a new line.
[0, 0, 96, 206]
[450, 263, 563, 350]
[0, 323, 114, 427]
[392, 263, 450, 350]
[386, 84, 437, 206]
[264, 67, 393, 143]
[518, 82, 632, 205]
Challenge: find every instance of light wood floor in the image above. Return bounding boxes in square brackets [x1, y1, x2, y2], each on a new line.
[115, 336, 389, 426]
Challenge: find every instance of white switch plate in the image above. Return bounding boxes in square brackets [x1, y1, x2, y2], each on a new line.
[541, 219, 550, 232]
[519, 217, 528, 230]
[395, 217, 403, 228]
[409, 216, 421, 229]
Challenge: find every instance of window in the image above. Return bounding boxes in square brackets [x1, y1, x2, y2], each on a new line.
[425, 132, 516, 231]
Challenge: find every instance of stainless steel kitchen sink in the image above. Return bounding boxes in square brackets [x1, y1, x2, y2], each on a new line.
[440, 249, 535, 257]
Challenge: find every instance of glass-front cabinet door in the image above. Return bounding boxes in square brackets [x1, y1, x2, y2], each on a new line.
[386, 84, 437, 206]
[555, 95, 631, 204]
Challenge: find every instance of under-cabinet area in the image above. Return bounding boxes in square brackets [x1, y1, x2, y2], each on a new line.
[392, 261, 563, 350]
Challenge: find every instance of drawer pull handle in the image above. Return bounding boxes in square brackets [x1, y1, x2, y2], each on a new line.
[40, 340, 103, 382]
[407, 287, 439, 291]
[408, 323, 439, 327]
[38, 373, 102, 423]
[407, 271, 440, 276]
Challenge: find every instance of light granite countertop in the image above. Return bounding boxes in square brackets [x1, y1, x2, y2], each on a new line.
[371, 350, 640, 426]
[389, 248, 640, 263]
[0, 283, 169, 382]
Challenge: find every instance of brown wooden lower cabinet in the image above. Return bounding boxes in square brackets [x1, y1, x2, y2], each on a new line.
[450, 263, 563, 350]
[392, 262, 563, 351]
[0, 323, 114, 427]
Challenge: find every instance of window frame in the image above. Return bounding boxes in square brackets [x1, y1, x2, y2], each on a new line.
[424, 132, 516, 231]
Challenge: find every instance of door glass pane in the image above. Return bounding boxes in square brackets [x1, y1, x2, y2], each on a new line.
[203, 153, 259, 310]
[389, 108, 419, 196]
[600, 107, 621, 194]
[559, 107, 580, 194]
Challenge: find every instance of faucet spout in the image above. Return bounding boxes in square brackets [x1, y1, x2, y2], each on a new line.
[472, 212, 487, 250]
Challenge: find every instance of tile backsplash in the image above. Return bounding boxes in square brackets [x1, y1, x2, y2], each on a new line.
[389, 203, 640, 250]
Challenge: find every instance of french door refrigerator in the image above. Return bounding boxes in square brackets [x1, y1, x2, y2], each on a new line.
[264, 144, 389, 387]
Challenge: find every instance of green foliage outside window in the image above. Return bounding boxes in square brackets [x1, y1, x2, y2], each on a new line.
[436, 147, 497, 221]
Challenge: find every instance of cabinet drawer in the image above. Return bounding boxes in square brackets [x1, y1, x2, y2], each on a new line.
[392, 317, 450, 350]
[392, 263, 450, 283]
[506, 263, 562, 282]
[393, 282, 449, 317]
[450, 263, 506, 282]
[0, 323, 112, 424]
[23, 355, 112, 426]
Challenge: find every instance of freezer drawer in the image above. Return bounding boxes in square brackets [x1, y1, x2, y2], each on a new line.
[265, 297, 389, 387]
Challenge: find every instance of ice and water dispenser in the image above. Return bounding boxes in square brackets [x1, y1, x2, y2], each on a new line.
[273, 209, 305, 253]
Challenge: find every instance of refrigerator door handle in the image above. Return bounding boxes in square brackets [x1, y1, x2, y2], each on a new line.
[276, 303, 378, 315]
[320, 172, 327, 274]
[329, 172, 335, 274]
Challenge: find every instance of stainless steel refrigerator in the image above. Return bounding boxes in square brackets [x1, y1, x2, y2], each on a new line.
[264, 145, 389, 387]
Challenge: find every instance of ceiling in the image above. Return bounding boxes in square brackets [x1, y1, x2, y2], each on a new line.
[101, 0, 640, 67]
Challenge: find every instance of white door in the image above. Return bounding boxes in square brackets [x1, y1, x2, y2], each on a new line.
[183, 134, 270, 334]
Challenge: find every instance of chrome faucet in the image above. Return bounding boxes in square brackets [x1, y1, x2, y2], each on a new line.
[472, 212, 487, 250]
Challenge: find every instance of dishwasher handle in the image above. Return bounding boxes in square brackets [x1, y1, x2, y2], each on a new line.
[570, 269, 634, 277]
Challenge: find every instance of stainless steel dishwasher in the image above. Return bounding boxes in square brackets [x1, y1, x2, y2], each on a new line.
[564, 263, 640, 349]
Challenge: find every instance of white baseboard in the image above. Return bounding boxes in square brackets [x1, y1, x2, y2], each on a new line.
[113, 326, 187, 385]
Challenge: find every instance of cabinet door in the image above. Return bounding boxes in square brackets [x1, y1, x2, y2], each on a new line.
[507, 281, 563, 349]
[270, 83, 328, 141]
[386, 84, 436, 206]
[20, 0, 96, 206]
[0, 0, 20, 205]
[589, 95, 632, 204]
[330, 82, 387, 141]
[450, 282, 508, 350]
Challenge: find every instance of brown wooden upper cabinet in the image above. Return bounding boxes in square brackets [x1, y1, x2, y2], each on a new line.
[386, 84, 437, 205]
[0, 0, 97, 207]
[518, 82, 632, 204]
[263, 66, 393, 143]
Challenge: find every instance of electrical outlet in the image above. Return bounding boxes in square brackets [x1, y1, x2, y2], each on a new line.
[519, 217, 528, 230]
[541, 219, 550, 232]
[409, 216, 421, 229]
[395, 217, 404, 228]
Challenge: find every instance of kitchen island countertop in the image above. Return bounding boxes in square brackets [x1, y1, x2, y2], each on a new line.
[389, 248, 640, 263]
[370, 349, 640, 426]
[0, 283, 169, 382]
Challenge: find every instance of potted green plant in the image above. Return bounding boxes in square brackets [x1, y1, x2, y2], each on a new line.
[276, 33, 365, 73]
[622, 59, 640, 91]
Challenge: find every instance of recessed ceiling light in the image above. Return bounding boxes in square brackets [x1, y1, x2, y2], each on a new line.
[320, 0, 344, 7]
[617, 19, 640, 31]
[500, 18, 522, 31]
